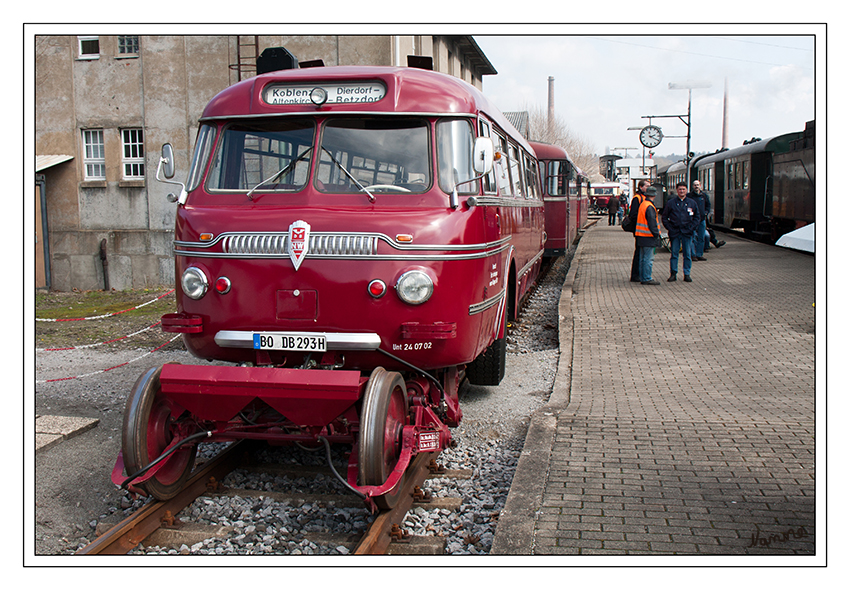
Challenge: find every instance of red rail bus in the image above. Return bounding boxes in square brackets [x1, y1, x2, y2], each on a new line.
[113, 65, 545, 510]
[572, 170, 590, 239]
[589, 182, 626, 213]
[531, 141, 582, 257]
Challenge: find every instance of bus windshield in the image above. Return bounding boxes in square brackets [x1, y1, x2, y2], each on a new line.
[207, 118, 315, 192]
[317, 118, 430, 194]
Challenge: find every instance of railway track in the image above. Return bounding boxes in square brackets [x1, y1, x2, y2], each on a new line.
[77, 441, 470, 556]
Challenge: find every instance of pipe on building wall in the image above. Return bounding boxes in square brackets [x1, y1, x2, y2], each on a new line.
[99, 238, 110, 291]
[36, 174, 51, 290]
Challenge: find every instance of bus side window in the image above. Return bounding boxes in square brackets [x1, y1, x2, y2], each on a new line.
[524, 152, 540, 200]
[508, 143, 523, 197]
[478, 119, 497, 193]
[494, 132, 511, 196]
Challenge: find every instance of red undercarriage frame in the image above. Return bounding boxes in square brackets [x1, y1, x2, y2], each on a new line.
[111, 363, 460, 511]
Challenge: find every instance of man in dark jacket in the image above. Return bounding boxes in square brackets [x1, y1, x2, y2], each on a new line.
[607, 194, 619, 225]
[629, 180, 651, 282]
[661, 181, 700, 282]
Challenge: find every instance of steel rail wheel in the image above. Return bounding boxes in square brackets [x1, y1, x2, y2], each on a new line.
[122, 365, 197, 500]
[358, 367, 409, 510]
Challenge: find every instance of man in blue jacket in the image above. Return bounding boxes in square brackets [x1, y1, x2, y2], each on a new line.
[661, 181, 700, 282]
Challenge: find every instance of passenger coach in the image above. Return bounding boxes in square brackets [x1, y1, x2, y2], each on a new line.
[695, 121, 814, 240]
[657, 121, 814, 242]
[113, 64, 545, 511]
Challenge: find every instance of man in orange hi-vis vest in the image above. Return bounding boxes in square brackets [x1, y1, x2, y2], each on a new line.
[629, 180, 651, 282]
[635, 186, 661, 285]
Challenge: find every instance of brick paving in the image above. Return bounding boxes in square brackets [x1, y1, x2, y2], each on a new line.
[532, 222, 815, 555]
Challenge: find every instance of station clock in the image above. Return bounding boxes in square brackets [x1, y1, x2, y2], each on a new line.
[639, 125, 663, 148]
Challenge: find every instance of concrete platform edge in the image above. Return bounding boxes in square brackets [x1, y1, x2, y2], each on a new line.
[491, 224, 592, 554]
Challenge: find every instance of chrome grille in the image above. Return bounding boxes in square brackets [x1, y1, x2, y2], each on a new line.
[221, 233, 379, 257]
[222, 234, 288, 255]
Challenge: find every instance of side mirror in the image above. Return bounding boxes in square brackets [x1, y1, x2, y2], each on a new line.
[160, 144, 176, 179]
[156, 143, 187, 205]
[472, 137, 494, 175]
[450, 137, 495, 209]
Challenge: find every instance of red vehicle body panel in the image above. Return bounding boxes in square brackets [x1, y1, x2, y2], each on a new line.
[172, 66, 543, 373]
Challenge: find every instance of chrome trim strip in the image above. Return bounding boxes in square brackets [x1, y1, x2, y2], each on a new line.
[174, 232, 512, 261]
[176, 244, 511, 261]
[177, 232, 509, 252]
[543, 197, 568, 202]
[215, 330, 381, 350]
[518, 249, 545, 278]
[468, 289, 505, 316]
[470, 196, 544, 208]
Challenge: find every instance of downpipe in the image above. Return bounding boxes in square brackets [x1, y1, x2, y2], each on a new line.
[99, 238, 110, 291]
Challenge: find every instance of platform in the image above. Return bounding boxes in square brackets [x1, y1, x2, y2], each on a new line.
[493, 221, 816, 557]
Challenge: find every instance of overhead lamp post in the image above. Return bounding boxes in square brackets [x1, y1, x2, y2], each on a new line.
[667, 80, 711, 166]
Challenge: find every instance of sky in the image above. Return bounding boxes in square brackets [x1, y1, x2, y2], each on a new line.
[473, 28, 819, 158]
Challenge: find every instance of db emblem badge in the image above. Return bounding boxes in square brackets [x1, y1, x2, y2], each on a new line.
[288, 220, 310, 271]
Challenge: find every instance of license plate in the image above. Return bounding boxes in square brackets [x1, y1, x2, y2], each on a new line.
[253, 332, 327, 352]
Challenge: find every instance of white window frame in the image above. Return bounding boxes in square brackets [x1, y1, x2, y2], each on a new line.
[121, 128, 145, 180]
[77, 36, 100, 60]
[82, 129, 106, 180]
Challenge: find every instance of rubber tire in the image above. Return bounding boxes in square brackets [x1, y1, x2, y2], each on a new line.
[467, 313, 507, 386]
[122, 365, 197, 500]
[358, 367, 409, 510]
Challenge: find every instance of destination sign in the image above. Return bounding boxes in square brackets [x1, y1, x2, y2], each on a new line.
[263, 82, 387, 106]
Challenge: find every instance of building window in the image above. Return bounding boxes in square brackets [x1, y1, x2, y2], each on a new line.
[117, 36, 139, 55]
[78, 36, 100, 59]
[82, 129, 106, 180]
[121, 128, 145, 179]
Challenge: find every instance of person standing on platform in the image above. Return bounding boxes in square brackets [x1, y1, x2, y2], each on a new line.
[635, 186, 661, 285]
[629, 180, 651, 282]
[607, 193, 619, 225]
[688, 180, 710, 260]
[662, 181, 700, 283]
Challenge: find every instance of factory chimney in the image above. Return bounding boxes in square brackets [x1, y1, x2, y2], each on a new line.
[548, 76, 555, 136]
[721, 78, 729, 149]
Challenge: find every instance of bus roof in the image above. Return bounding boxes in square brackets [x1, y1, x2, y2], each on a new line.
[201, 65, 531, 152]
[528, 141, 578, 168]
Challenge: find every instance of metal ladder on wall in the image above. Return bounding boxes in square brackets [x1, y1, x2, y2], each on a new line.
[230, 36, 258, 81]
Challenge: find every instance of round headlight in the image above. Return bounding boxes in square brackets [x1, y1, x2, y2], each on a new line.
[395, 270, 433, 305]
[181, 266, 209, 300]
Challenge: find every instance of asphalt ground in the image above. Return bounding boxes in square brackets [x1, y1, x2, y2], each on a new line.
[491, 221, 820, 564]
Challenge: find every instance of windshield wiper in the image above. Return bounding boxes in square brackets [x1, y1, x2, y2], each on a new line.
[321, 147, 376, 203]
[246, 147, 313, 199]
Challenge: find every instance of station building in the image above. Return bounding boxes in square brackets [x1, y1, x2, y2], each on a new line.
[35, 35, 497, 291]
